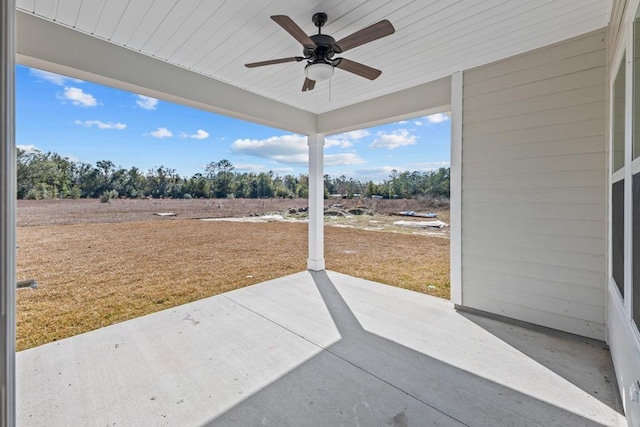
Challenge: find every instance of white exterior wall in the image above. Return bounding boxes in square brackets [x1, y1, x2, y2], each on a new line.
[461, 29, 608, 340]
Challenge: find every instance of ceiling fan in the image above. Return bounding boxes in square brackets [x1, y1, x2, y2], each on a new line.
[245, 13, 395, 92]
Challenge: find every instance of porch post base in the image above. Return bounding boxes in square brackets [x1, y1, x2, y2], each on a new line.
[307, 258, 326, 271]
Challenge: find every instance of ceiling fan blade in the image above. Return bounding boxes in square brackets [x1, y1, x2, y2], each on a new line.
[302, 78, 316, 92]
[334, 20, 395, 53]
[271, 15, 317, 49]
[335, 58, 382, 80]
[245, 57, 303, 68]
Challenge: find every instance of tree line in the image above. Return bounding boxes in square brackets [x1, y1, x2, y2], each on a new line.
[17, 148, 450, 201]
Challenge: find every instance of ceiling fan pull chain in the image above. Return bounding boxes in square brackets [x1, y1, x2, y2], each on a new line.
[329, 77, 332, 102]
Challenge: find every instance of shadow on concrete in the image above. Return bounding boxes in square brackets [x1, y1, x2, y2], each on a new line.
[204, 271, 612, 426]
[458, 309, 624, 414]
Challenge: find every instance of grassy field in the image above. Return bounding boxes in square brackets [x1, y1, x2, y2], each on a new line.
[16, 199, 450, 351]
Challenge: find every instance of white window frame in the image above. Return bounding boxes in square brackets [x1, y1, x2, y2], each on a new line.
[610, 0, 640, 341]
[609, 39, 627, 308]
[631, 7, 640, 338]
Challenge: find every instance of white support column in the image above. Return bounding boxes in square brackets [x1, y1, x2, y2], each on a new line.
[307, 134, 325, 271]
[0, 0, 16, 426]
[450, 71, 463, 305]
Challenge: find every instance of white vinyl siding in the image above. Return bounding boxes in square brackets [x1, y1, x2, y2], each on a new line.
[610, 0, 629, 66]
[461, 29, 607, 339]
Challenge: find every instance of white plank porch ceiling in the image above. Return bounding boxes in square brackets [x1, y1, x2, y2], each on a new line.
[16, 0, 610, 115]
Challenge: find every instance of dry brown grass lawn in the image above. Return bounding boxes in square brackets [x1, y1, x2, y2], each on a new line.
[17, 213, 449, 351]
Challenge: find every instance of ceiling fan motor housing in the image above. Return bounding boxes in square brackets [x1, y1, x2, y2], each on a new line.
[304, 34, 337, 64]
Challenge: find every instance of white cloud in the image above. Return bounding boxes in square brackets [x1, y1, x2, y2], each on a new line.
[325, 153, 366, 166]
[369, 129, 417, 149]
[351, 166, 405, 182]
[426, 112, 450, 124]
[415, 112, 451, 126]
[355, 166, 403, 175]
[351, 162, 450, 182]
[74, 120, 126, 130]
[325, 137, 353, 149]
[234, 163, 269, 172]
[273, 153, 309, 164]
[408, 161, 450, 170]
[150, 127, 173, 138]
[231, 134, 365, 166]
[16, 144, 39, 153]
[231, 134, 308, 164]
[135, 95, 158, 110]
[30, 69, 82, 86]
[190, 129, 209, 140]
[325, 129, 370, 149]
[179, 130, 209, 140]
[60, 87, 97, 107]
[335, 130, 370, 140]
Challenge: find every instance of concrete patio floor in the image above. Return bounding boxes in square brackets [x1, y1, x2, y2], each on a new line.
[16, 271, 625, 426]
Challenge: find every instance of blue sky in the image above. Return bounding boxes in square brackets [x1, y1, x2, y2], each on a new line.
[16, 65, 450, 182]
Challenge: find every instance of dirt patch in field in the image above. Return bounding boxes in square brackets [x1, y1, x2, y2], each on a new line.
[16, 199, 450, 351]
[17, 198, 449, 226]
[17, 198, 311, 226]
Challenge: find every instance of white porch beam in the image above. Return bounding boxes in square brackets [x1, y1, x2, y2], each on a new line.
[15, 11, 316, 136]
[307, 134, 325, 271]
[0, 0, 16, 425]
[316, 77, 451, 136]
[450, 71, 463, 306]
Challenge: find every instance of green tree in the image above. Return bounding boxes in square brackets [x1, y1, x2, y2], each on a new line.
[16, 148, 75, 199]
[15, 147, 450, 202]
[95, 160, 115, 195]
[296, 174, 309, 198]
[75, 163, 101, 198]
[184, 173, 212, 198]
[123, 167, 146, 198]
[214, 159, 235, 198]
[146, 166, 178, 198]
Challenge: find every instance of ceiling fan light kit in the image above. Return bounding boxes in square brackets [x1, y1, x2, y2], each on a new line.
[305, 62, 334, 81]
[245, 12, 395, 92]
